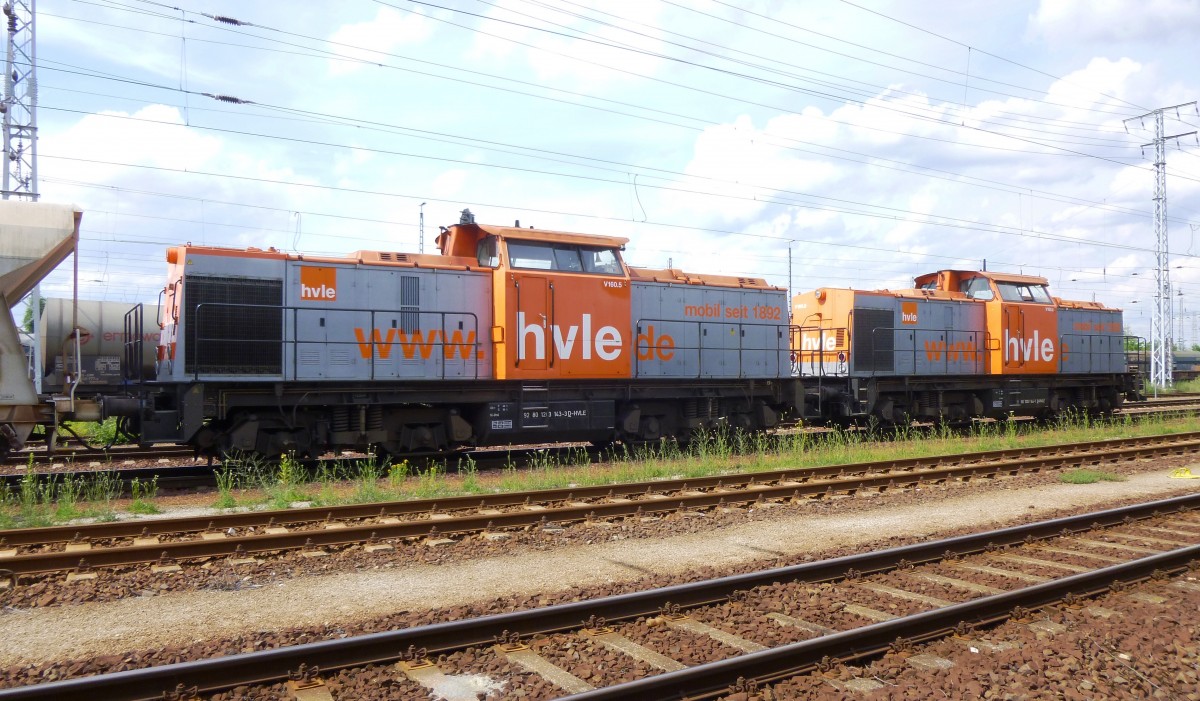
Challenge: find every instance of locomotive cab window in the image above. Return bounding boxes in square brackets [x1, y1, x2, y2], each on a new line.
[997, 282, 1051, 304]
[476, 236, 499, 268]
[507, 240, 624, 276]
[583, 248, 622, 275]
[959, 277, 994, 300]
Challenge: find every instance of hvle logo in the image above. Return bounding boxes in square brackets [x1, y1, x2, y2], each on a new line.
[518, 312, 622, 361]
[1004, 330, 1055, 363]
[300, 266, 337, 301]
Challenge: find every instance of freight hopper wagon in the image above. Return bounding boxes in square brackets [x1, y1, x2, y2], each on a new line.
[791, 270, 1141, 425]
[0, 202, 129, 457]
[138, 219, 795, 458]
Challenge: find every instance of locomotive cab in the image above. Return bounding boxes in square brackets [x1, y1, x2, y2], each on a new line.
[914, 270, 1061, 377]
[439, 219, 632, 382]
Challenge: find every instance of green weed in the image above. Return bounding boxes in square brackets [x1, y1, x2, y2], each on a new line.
[266, 452, 311, 509]
[53, 475, 84, 521]
[129, 476, 161, 515]
[411, 464, 448, 499]
[350, 459, 387, 504]
[459, 453, 481, 493]
[13, 455, 65, 527]
[83, 471, 122, 521]
[1059, 469, 1126, 484]
[1156, 378, 1200, 394]
[387, 459, 410, 491]
[33, 410, 1180, 521]
[61, 418, 122, 446]
[311, 462, 346, 507]
[213, 464, 238, 509]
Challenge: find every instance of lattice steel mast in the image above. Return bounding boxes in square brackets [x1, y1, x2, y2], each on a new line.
[2, 0, 37, 201]
[1125, 102, 1197, 388]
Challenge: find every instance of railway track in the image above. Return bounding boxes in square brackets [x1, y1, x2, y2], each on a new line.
[1, 429, 1197, 581]
[1120, 400, 1200, 414]
[1134, 396, 1200, 408]
[4, 445, 196, 467]
[0, 443, 576, 493]
[1, 493, 1196, 700]
[3, 402, 1199, 492]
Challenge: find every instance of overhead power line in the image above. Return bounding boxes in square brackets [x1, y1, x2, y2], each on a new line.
[40, 152, 1200, 262]
[60, 2, 1142, 157]
[381, 0, 1146, 159]
[477, 0, 1139, 143]
[836, 0, 1151, 114]
[34, 59, 1194, 228]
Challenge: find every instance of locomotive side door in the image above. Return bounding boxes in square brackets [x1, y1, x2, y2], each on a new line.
[511, 273, 549, 372]
[1004, 304, 1024, 371]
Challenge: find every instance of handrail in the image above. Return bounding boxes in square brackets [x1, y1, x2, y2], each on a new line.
[791, 325, 849, 378]
[121, 303, 144, 383]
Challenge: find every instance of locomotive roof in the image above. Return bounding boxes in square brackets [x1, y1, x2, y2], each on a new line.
[166, 244, 480, 271]
[629, 267, 780, 290]
[473, 223, 629, 248]
[912, 269, 1050, 286]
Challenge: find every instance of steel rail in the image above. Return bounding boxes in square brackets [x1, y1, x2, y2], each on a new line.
[0, 466, 214, 493]
[1134, 397, 1200, 407]
[566, 545, 1200, 700]
[0, 493, 1196, 701]
[0, 435, 1197, 575]
[2, 430, 1197, 550]
[0, 443, 585, 490]
[4, 446, 195, 465]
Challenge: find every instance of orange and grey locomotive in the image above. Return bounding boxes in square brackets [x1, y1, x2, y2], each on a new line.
[136, 218, 795, 458]
[792, 269, 1137, 426]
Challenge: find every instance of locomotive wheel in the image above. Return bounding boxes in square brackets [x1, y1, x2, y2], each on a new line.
[192, 425, 225, 459]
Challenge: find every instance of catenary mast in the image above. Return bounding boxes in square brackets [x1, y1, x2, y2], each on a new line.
[1125, 102, 1197, 389]
[2, 0, 41, 392]
[2, 0, 37, 202]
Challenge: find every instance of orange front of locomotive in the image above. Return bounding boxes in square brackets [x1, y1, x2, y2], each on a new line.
[790, 287, 856, 377]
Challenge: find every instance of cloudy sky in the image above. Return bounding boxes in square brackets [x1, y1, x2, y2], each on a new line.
[24, 0, 1200, 342]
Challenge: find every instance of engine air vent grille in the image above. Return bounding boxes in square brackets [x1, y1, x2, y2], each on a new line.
[185, 275, 283, 375]
[852, 308, 894, 373]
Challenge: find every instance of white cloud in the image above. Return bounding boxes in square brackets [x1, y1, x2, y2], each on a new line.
[41, 105, 221, 184]
[665, 113, 842, 223]
[327, 7, 435, 75]
[1029, 0, 1200, 43]
[1045, 58, 1142, 109]
[467, 0, 668, 86]
[431, 169, 469, 198]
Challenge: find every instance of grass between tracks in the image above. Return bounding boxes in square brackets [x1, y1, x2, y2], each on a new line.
[1, 411, 1196, 529]
[1154, 378, 1200, 394]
